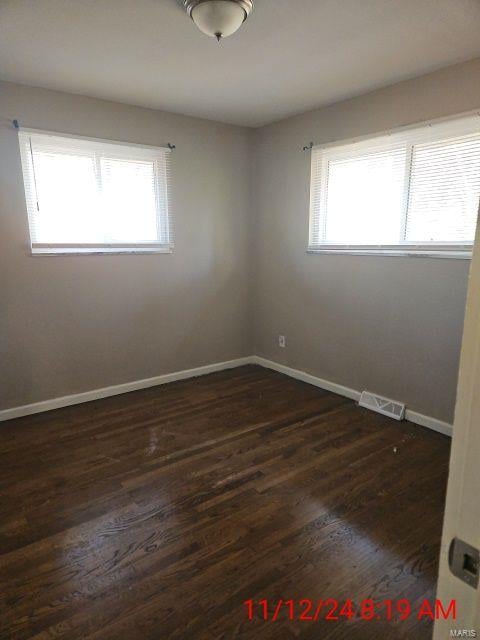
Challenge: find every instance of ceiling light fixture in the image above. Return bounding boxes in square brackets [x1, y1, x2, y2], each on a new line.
[184, 0, 254, 42]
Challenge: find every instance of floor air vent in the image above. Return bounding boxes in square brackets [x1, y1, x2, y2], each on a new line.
[359, 391, 405, 421]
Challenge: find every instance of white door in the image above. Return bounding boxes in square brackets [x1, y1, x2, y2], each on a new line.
[434, 217, 480, 638]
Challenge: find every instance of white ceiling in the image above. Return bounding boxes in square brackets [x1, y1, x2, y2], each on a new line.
[1, 0, 480, 127]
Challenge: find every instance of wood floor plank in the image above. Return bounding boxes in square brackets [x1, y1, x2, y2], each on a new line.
[0, 365, 450, 639]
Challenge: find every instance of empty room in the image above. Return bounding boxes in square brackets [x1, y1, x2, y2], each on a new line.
[2, 1, 480, 639]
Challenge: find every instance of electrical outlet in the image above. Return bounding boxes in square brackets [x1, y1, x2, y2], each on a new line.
[278, 335, 286, 348]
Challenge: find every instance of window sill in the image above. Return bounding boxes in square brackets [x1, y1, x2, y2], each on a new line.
[31, 245, 173, 256]
[307, 247, 472, 259]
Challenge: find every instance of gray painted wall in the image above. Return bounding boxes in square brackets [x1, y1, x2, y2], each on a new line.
[0, 82, 253, 410]
[252, 58, 480, 423]
[2, 58, 480, 421]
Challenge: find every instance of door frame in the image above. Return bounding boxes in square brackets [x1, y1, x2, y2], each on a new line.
[434, 213, 480, 638]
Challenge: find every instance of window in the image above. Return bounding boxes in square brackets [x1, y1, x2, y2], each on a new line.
[309, 115, 480, 257]
[18, 129, 172, 255]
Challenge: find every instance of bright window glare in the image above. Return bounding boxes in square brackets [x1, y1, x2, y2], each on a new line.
[34, 151, 100, 243]
[325, 150, 405, 244]
[100, 158, 158, 243]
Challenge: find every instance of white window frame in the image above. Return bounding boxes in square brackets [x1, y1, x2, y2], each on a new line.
[308, 113, 480, 259]
[18, 128, 173, 256]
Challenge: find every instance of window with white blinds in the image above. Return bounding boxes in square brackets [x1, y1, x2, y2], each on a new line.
[18, 129, 172, 255]
[309, 115, 480, 257]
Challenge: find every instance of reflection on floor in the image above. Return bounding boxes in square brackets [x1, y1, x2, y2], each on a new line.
[0, 365, 450, 639]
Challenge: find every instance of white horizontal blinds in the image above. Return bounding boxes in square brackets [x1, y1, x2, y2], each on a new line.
[310, 141, 407, 247]
[406, 133, 480, 243]
[157, 147, 172, 246]
[308, 114, 480, 251]
[18, 134, 41, 246]
[18, 131, 172, 249]
[309, 148, 324, 246]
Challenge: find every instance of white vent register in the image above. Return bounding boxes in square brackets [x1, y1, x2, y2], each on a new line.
[359, 391, 406, 421]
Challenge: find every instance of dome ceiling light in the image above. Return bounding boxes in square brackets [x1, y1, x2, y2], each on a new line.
[184, 0, 254, 42]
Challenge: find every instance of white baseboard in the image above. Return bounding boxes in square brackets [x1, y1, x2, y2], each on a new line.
[0, 357, 253, 423]
[404, 410, 453, 437]
[252, 356, 361, 401]
[252, 356, 453, 437]
[0, 354, 453, 437]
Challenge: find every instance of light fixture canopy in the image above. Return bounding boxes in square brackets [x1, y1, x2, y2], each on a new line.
[184, 0, 254, 41]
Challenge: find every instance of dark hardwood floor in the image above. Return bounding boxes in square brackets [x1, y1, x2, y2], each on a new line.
[0, 365, 450, 639]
